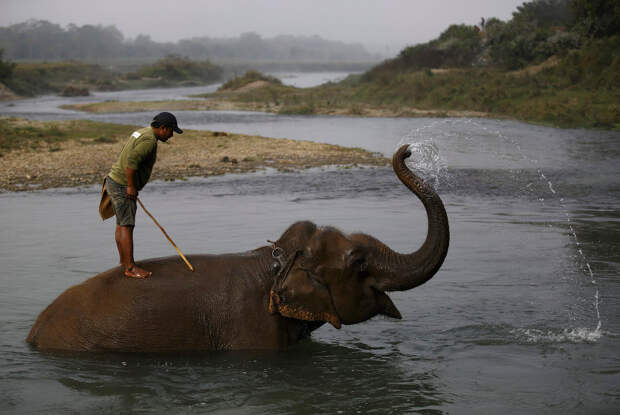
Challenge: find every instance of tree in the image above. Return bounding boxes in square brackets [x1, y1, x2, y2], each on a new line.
[0, 49, 15, 82]
[436, 24, 483, 66]
[571, 0, 620, 37]
[512, 0, 573, 27]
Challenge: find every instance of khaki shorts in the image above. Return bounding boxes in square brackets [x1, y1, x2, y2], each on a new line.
[105, 176, 136, 226]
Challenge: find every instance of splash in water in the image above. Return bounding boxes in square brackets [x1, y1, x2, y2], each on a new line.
[511, 327, 602, 344]
[397, 123, 449, 190]
[398, 118, 603, 339]
[467, 118, 604, 337]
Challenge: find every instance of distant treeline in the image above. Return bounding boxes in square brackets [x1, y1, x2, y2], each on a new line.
[0, 20, 380, 63]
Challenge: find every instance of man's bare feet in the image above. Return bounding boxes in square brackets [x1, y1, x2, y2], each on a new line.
[124, 265, 152, 278]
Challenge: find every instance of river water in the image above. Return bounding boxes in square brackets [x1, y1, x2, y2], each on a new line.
[1, 76, 619, 414]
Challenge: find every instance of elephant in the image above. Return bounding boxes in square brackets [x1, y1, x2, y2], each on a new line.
[26, 144, 449, 352]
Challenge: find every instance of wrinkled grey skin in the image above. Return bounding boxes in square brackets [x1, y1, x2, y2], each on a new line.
[27, 145, 449, 352]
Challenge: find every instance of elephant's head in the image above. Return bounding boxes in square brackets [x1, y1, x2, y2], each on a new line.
[269, 144, 450, 329]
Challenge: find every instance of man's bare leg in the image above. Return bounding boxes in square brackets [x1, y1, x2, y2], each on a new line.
[115, 224, 151, 278]
[115, 225, 125, 266]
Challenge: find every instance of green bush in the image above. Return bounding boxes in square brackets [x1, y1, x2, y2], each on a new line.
[485, 20, 557, 69]
[364, 24, 482, 79]
[130, 55, 222, 83]
[0, 49, 15, 82]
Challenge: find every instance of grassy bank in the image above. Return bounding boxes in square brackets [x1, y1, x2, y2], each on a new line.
[203, 32, 619, 130]
[27, 36, 620, 130]
[3, 2, 618, 129]
[0, 117, 388, 192]
[209, 35, 618, 129]
[65, 34, 618, 130]
[351, 35, 619, 129]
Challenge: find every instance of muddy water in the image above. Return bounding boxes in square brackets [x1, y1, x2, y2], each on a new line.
[1, 84, 619, 413]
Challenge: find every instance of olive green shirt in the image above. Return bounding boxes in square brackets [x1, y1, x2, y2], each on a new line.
[108, 127, 158, 190]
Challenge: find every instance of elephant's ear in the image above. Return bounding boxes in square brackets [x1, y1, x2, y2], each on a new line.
[269, 270, 342, 329]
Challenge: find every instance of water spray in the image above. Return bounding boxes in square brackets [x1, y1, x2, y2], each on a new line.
[398, 117, 603, 340]
[396, 121, 449, 191]
[468, 119, 603, 337]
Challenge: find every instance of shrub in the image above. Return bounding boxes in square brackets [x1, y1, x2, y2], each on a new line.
[0, 49, 15, 82]
[130, 55, 223, 83]
[5, 61, 113, 96]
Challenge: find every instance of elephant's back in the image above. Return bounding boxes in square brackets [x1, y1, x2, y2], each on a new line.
[26, 252, 274, 351]
[26, 266, 145, 350]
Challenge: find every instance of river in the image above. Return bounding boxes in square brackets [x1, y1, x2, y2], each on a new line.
[1, 75, 619, 414]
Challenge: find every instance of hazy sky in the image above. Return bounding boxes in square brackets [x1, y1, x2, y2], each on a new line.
[1, 0, 526, 54]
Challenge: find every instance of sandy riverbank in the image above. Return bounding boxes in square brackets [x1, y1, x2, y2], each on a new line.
[61, 99, 489, 119]
[0, 120, 389, 192]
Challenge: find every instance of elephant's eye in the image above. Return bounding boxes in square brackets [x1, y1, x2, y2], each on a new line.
[302, 268, 325, 287]
[355, 259, 367, 272]
[347, 249, 368, 273]
[299, 258, 317, 270]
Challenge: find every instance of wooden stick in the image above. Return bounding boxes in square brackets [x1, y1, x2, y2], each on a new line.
[137, 197, 195, 272]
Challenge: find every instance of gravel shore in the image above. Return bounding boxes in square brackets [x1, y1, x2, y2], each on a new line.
[0, 126, 389, 192]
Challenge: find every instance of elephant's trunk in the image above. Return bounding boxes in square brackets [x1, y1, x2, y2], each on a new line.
[363, 144, 450, 292]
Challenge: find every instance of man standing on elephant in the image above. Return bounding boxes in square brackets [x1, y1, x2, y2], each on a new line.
[104, 112, 183, 278]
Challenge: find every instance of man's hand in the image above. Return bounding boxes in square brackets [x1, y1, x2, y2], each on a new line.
[125, 167, 138, 200]
[126, 185, 138, 200]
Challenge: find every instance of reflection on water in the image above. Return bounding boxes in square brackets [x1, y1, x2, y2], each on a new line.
[33, 341, 443, 414]
[1, 84, 620, 414]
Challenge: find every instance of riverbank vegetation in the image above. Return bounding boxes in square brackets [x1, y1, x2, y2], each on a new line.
[201, 0, 618, 129]
[0, 55, 223, 97]
[0, 21, 378, 96]
[0, 117, 388, 192]
[58, 0, 619, 130]
[2, 1, 618, 129]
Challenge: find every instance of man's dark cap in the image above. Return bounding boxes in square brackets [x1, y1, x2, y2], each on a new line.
[152, 112, 183, 134]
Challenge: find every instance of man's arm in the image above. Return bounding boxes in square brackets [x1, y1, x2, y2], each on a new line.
[125, 137, 155, 198]
[125, 167, 138, 200]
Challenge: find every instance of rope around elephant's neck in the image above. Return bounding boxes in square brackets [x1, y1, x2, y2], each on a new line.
[267, 240, 300, 288]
